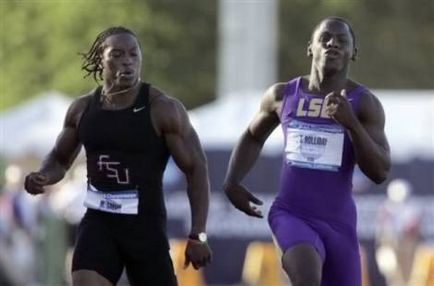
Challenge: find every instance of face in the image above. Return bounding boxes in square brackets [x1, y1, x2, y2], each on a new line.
[308, 20, 356, 75]
[100, 33, 142, 89]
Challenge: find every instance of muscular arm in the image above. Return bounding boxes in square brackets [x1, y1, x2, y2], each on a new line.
[326, 89, 391, 183]
[25, 96, 89, 194]
[349, 92, 391, 183]
[151, 90, 210, 235]
[223, 83, 283, 217]
[151, 88, 211, 270]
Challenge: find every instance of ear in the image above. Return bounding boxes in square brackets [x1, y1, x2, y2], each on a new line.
[307, 41, 313, 58]
[351, 47, 358, 61]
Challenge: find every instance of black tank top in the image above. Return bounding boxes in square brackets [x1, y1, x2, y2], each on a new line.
[78, 82, 170, 218]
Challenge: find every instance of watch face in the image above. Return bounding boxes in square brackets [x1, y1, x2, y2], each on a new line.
[198, 232, 207, 242]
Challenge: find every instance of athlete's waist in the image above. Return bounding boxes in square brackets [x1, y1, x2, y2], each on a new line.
[270, 198, 357, 229]
[280, 170, 353, 192]
[83, 208, 167, 226]
[87, 183, 138, 194]
[274, 177, 357, 226]
[86, 179, 162, 191]
[276, 180, 355, 210]
[84, 184, 166, 217]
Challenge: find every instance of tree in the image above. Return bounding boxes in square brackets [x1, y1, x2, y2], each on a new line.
[278, 0, 434, 89]
[1, 0, 216, 110]
[2, 0, 433, 111]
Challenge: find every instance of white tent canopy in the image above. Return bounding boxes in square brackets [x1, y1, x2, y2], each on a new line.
[0, 92, 72, 158]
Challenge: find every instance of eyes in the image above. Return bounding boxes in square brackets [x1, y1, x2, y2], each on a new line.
[109, 49, 139, 59]
[318, 33, 349, 45]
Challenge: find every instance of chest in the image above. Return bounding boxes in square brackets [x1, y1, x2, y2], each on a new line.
[79, 108, 151, 152]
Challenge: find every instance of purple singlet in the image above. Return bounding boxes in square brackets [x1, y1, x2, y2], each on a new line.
[268, 77, 365, 286]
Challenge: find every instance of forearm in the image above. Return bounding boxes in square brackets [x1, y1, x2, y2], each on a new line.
[38, 149, 70, 184]
[223, 130, 265, 188]
[348, 121, 390, 183]
[185, 160, 210, 234]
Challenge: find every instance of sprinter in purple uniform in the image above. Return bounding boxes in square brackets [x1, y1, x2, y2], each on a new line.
[224, 17, 390, 286]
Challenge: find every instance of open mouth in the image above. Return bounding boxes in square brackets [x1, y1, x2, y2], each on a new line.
[119, 70, 134, 78]
[324, 50, 341, 58]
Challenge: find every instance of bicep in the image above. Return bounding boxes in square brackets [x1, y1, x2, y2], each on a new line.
[51, 100, 83, 167]
[247, 85, 282, 143]
[247, 110, 280, 143]
[359, 94, 390, 152]
[162, 102, 205, 173]
[166, 126, 204, 173]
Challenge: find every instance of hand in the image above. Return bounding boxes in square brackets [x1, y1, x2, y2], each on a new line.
[224, 183, 263, 218]
[324, 89, 357, 130]
[24, 172, 49, 195]
[184, 240, 212, 270]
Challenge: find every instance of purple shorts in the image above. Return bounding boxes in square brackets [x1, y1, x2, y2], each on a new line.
[268, 205, 361, 286]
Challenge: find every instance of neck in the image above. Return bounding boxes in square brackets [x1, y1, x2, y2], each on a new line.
[101, 80, 141, 108]
[308, 66, 348, 94]
[103, 78, 140, 96]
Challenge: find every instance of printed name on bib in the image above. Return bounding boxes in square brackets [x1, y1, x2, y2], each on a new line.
[84, 184, 139, 214]
[285, 120, 344, 171]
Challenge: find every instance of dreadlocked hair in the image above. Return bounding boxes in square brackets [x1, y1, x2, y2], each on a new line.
[80, 26, 137, 82]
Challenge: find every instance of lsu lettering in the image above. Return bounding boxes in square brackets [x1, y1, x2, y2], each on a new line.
[296, 98, 330, 118]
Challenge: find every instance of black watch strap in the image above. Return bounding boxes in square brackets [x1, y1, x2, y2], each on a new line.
[188, 234, 200, 240]
[188, 232, 207, 242]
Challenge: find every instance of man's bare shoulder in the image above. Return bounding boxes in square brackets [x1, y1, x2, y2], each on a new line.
[72, 93, 93, 109]
[65, 91, 94, 126]
[148, 86, 189, 135]
[260, 82, 287, 113]
[149, 86, 185, 115]
[266, 82, 286, 102]
[357, 86, 381, 108]
[355, 86, 385, 122]
[346, 79, 380, 106]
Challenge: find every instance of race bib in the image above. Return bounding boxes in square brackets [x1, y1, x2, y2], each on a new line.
[84, 184, 139, 214]
[285, 120, 344, 171]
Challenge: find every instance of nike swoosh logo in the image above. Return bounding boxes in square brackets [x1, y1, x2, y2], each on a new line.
[133, 106, 146, 112]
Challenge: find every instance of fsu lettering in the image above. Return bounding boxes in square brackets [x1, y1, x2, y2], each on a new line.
[97, 154, 130, 184]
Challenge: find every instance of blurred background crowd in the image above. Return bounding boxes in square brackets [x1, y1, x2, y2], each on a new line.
[1, 0, 433, 285]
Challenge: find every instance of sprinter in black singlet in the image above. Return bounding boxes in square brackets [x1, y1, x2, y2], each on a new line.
[24, 26, 212, 286]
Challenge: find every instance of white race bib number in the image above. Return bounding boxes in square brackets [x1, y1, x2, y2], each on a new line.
[285, 120, 344, 171]
[84, 184, 139, 214]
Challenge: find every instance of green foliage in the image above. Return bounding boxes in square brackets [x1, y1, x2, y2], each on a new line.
[1, 0, 433, 111]
[278, 0, 434, 88]
[1, 0, 217, 110]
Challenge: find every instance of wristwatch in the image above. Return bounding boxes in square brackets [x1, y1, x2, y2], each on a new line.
[188, 232, 207, 243]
